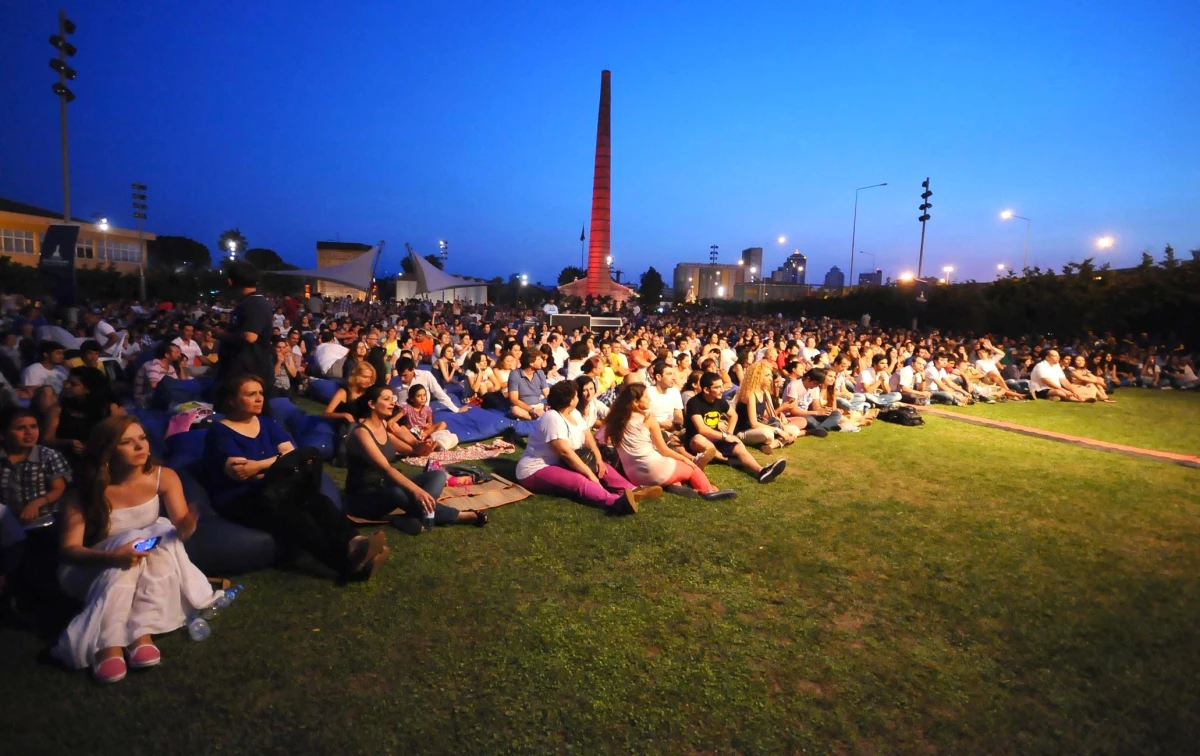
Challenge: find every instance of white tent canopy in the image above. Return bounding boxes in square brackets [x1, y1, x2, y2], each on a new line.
[267, 244, 381, 292]
[409, 249, 478, 293]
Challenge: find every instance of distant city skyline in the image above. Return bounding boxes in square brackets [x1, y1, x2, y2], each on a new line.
[1, 1, 1197, 288]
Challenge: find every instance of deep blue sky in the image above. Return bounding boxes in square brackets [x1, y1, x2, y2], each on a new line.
[3, 1, 1198, 286]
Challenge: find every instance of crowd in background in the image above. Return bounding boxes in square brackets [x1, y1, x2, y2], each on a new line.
[0, 260, 1197, 683]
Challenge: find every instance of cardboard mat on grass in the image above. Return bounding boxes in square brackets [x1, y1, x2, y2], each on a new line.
[345, 473, 532, 524]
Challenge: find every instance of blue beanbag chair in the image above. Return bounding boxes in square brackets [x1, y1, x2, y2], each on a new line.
[127, 408, 169, 459]
[151, 376, 215, 411]
[166, 428, 209, 472]
[288, 414, 337, 460]
[511, 419, 536, 437]
[308, 378, 342, 405]
[433, 407, 515, 443]
[444, 383, 466, 400]
[268, 397, 305, 427]
[175, 467, 282, 575]
[320, 472, 344, 511]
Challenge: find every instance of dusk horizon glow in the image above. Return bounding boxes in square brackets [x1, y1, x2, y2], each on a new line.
[2, 0, 1197, 287]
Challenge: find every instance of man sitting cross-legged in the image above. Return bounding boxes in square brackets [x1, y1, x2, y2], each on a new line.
[780, 363, 841, 436]
[1029, 349, 1092, 402]
[682, 373, 785, 484]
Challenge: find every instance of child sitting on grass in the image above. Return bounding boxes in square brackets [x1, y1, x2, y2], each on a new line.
[402, 385, 458, 452]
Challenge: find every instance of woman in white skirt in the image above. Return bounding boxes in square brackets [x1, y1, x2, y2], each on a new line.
[53, 416, 218, 683]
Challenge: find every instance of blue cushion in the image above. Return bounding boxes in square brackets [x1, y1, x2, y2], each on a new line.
[444, 383, 466, 400]
[151, 376, 215, 411]
[308, 378, 342, 404]
[166, 428, 209, 473]
[512, 419, 537, 437]
[127, 408, 169, 459]
[289, 414, 337, 460]
[433, 407, 515, 443]
[175, 468, 281, 575]
[269, 397, 304, 427]
[320, 472, 343, 511]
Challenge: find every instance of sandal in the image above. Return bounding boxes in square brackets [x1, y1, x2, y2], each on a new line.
[470, 509, 489, 527]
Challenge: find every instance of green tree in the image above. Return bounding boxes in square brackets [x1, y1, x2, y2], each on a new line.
[558, 266, 586, 285]
[425, 254, 444, 270]
[245, 247, 286, 270]
[1163, 244, 1178, 270]
[639, 266, 665, 308]
[147, 235, 211, 269]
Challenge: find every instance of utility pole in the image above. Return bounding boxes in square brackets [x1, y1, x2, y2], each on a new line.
[917, 178, 933, 279]
[49, 10, 78, 221]
[132, 184, 148, 300]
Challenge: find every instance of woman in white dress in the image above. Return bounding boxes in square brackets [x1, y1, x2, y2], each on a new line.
[53, 416, 217, 684]
[604, 384, 736, 501]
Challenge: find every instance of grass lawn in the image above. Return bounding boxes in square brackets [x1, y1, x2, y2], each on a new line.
[936, 388, 1200, 456]
[2, 395, 1199, 754]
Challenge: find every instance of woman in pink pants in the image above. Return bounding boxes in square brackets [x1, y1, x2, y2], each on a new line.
[605, 384, 737, 501]
[516, 381, 662, 515]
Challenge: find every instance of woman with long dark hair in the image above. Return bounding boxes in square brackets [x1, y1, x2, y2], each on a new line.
[605, 384, 735, 500]
[53, 416, 215, 683]
[202, 374, 388, 582]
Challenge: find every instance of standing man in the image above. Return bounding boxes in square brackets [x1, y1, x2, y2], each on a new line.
[216, 261, 274, 392]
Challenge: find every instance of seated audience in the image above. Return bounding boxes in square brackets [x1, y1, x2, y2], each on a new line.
[1064, 354, 1115, 403]
[21, 340, 68, 395]
[733, 361, 800, 450]
[344, 385, 485, 529]
[1030, 350, 1092, 402]
[311, 330, 350, 378]
[202, 375, 389, 581]
[52, 416, 213, 683]
[605, 384, 735, 500]
[517, 381, 659, 515]
[781, 366, 842, 434]
[133, 341, 186, 409]
[41, 367, 121, 470]
[684, 373, 786, 483]
[506, 351, 550, 420]
[393, 357, 466, 412]
[402, 385, 458, 452]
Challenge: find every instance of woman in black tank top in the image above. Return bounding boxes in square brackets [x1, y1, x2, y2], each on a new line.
[344, 386, 487, 529]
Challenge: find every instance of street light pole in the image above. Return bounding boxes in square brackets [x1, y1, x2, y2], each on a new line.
[1000, 211, 1032, 276]
[132, 183, 148, 300]
[849, 183, 887, 292]
[857, 251, 876, 284]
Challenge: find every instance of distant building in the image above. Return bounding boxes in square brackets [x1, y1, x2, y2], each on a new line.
[0, 197, 153, 275]
[857, 269, 883, 286]
[741, 247, 763, 276]
[316, 241, 373, 300]
[735, 281, 813, 302]
[823, 265, 845, 289]
[673, 262, 747, 301]
[770, 251, 807, 284]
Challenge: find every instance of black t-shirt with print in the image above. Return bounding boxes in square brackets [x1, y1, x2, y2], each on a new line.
[684, 394, 729, 444]
[218, 293, 274, 385]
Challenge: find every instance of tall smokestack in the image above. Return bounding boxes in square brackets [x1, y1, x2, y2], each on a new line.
[585, 70, 611, 296]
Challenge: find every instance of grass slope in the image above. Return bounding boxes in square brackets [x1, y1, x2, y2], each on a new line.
[937, 389, 1200, 456]
[2, 397, 1198, 754]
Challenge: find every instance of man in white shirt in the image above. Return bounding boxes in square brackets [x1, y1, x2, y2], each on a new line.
[84, 310, 120, 357]
[394, 357, 466, 412]
[173, 323, 204, 366]
[547, 333, 569, 376]
[311, 331, 350, 378]
[1029, 350, 1088, 402]
[854, 353, 902, 408]
[20, 341, 68, 395]
[780, 363, 839, 434]
[890, 357, 932, 405]
[542, 300, 559, 317]
[645, 359, 684, 430]
[924, 354, 971, 405]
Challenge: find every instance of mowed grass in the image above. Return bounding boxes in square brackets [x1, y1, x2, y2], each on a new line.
[2, 399, 1199, 754]
[938, 388, 1200, 456]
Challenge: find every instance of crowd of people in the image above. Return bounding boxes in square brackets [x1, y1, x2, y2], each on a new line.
[0, 260, 1196, 684]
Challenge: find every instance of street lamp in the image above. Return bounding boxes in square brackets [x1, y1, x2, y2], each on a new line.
[227, 239, 238, 261]
[1096, 235, 1115, 249]
[1000, 209, 1032, 276]
[849, 182, 887, 291]
[898, 271, 914, 283]
[438, 239, 448, 262]
[942, 265, 954, 285]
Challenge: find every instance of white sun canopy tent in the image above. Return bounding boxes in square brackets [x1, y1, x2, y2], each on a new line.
[396, 248, 489, 304]
[266, 244, 382, 292]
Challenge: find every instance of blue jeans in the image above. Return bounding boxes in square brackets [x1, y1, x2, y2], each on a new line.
[930, 391, 960, 405]
[805, 412, 842, 431]
[863, 392, 902, 408]
[1005, 379, 1030, 393]
[345, 470, 453, 523]
[836, 394, 867, 413]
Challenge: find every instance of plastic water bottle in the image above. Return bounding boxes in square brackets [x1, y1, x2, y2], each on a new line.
[423, 510, 436, 533]
[186, 585, 244, 641]
[187, 615, 211, 641]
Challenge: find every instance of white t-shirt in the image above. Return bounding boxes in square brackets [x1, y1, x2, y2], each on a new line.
[313, 342, 350, 374]
[21, 363, 67, 393]
[1030, 361, 1066, 392]
[975, 358, 998, 376]
[855, 368, 878, 394]
[783, 378, 817, 411]
[542, 303, 559, 316]
[174, 337, 203, 365]
[891, 365, 921, 392]
[93, 320, 118, 356]
[646, 385, 683, 426]
[581, 397, 609, 429]
[924, 364, 948, 391]
[515, 409, 585, 480]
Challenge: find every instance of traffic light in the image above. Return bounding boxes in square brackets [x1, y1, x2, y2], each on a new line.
[918, 178, 932, 223]
[49, 12, 77, 103]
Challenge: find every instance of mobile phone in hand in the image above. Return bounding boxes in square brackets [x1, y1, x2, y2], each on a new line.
[133, 536, 162, 552]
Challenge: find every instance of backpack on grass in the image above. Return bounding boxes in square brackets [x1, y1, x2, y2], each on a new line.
[878, 406, 924, 427]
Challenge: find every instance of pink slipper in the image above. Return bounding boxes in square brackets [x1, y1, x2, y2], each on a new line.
[127, 643, 162, 669]
[94, 656, 127, 683]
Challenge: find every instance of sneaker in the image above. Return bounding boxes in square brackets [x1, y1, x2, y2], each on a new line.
[664, 484, 699, 498]
[615, 490, 639, 515]
[757, 459, 787, 484]
[127, 643, 162, 670]
[701, 489, 738, 501]
[94, 656, 127, 684]
[631, 485, 664, 504]
[692, 447, 717, 468]
[806, 427, 828, 438]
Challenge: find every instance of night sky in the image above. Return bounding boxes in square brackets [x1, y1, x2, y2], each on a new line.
[2, 0, 1197, 286]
